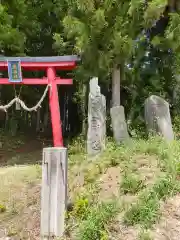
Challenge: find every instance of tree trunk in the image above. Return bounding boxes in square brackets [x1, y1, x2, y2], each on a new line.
[168, 0, 179, 11]
[112, 66, 120, 107]
[81, 83, 89, 138]
[81, 84, 86, 136]
[111, 64, 129, 143]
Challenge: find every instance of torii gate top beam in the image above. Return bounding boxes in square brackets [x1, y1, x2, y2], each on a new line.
[0, 55, 80, 70]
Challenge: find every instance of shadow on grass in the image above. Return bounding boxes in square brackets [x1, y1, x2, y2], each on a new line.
[0, 136, 52, 167]
[0, 151, 42, 167]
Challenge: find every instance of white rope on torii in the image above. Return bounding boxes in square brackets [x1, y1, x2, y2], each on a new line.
[0, 84, 50, 112]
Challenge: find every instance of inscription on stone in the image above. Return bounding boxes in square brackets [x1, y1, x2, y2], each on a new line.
[91, 117, 101, 129]
[87, 77, 106, 156]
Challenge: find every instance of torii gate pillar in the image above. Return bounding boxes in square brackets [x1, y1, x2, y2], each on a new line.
[47, 67, 63, 146]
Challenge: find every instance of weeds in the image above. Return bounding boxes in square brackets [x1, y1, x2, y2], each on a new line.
[71, 197, 89, 220]
[124, 191, 160, 228]
[152, 176, 180, 200]
[121, 172, 145, 194]
[77, 201, 118, 240]
[124, 175, 180, 228]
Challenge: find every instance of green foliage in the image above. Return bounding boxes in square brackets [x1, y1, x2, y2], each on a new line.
[68, 137, 85, 155]
[121, 172, 145, 194]
[56, 0, 145, 78]
[0, 204, 6, 213]
[144, 0, 168, 28]
[151, 176, 180, 200]
[72, 197, 89, 220]
[122, 137, 180, 228]
[124, 191, 160, 228]
[166, 13, 180, 51]
[0, 4, 24, 53]
[124, 175, 180, 227]
[77, 201, 118, 240]
[173, 115, 180, 136]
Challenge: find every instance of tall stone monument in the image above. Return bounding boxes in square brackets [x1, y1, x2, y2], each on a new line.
[145, 95, 174, 141]
[110, 105, 129, 143]
[87, 77, 106, 156]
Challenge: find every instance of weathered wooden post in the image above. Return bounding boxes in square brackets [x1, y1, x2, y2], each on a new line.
[41, 147, 68, 239]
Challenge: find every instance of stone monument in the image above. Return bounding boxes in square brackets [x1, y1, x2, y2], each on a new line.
[87, 77, 106, 156]
[110, 106, 129, 143]
[144, 95, 174, 141]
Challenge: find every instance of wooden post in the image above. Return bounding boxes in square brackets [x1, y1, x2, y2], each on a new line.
[41, 147, 68, 239]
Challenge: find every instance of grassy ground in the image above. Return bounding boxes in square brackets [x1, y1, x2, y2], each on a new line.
[1, 137, 180, 239]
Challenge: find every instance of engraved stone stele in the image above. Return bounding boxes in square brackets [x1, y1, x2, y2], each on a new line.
[110, 105, 129, 143]
[144, 95, 174, 141]
[87, 77, 106, 156]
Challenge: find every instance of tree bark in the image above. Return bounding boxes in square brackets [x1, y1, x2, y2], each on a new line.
[81, 82, 89, 138]
[168, 0, 179, 11]
[112, 66, 120, 107]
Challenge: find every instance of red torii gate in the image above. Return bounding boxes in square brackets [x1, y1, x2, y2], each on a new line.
[0, 55, 79, 147]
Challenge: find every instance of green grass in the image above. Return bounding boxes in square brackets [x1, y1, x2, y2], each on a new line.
[0, 164, 41, 216]
[1, 136, 180, 239]
[121, 137, 180, 230]
[69, 137, 180, 238]
[120, 171, 145, 194]
[77, 201, 119, 240]
[152, 176, 180, 199]
[124, 191, 160, 228]
[123, 175, 180, 228]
